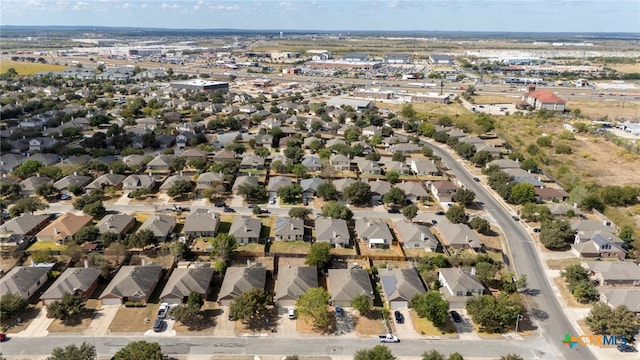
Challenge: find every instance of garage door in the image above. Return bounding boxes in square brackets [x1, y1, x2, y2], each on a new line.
[101, 298, 122, 306]
[389, 301, 407, 309]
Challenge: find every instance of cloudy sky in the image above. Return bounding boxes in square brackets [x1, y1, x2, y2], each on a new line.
[1, 0, 638, 33]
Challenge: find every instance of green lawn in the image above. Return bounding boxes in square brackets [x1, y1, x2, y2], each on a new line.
[269, 241, 310, 254]
[27, 241, 68, 251]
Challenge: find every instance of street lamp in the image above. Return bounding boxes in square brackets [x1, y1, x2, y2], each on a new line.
[515, 314, 523, 334]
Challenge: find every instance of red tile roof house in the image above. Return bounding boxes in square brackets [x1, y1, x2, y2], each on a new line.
[518, 88, 566, 111]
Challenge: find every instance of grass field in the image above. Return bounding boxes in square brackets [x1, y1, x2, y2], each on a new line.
[0, 60, 66, 75]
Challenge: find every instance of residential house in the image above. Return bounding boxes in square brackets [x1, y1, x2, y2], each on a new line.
[438, 267, 486, 306]
[394, 220, 438, 251]
[229, 216, 262, 244]
[361, 125, 380, 138]
[232, 175, 260, 194]
[369, 179, 391, 203]
[315, 217, 350, 247]
[146, 155, 175, 175]
[429, 181, 458, 203]
[584, 261, 640, 286]
[274, 217, 304, 241]
[159, 267, 215, 305]
[138, 214, 177, 242]
[195, 172, 225, 195]
[328, 268, 374, 307]
[0, 153, 25, 175]
[384, 160, 412, 175]
[545, 203, 583, 218]
[122, 174, 155, 192]
[183, 209, 220, 239]
[330, 154, 351, 171]
[96, 214, 136, 240]
[534, 187, 570, 203]
[301, 155, 322, 171]
[212, 149, 237, 162]
[122, 154, 147, 167]
[410, 158, 439, 176]
[84, 173, 126, 192]
[36, 213, 93, 244]
[333, 178, 356, 194]
[267, 176, 292, 198]
[159, 175, 193, 194]
[217, 266, 267, 306]
[379, 268, 427, 309]
[396, 181, 430, 202]
[40, 267, 101, 305]
[240, 154, 266, 170]
[99, 265, 163, 305]
[571, 220, 615, 233]
[487, 159, 522, 170]
[326, 138, 346, 149]
[356, 159, 381, 175]
[54, 174, 93, 192]
[299, 177, 325, 199]
[572, 231, 626, 261]
[436, 218, 482, 251]
[180, 148, 208, 163]
[29, 137, 58, 152]
[303, 136, 322, 149]
[599, 288, 640, 315]
[254, 134, 273, 148]
[20, 176, 53, 197]
[28, 153, 59, 166]
[389, 143, 420, 154]
[260, 118, 281, 130]
[355, 218, 394, 248]
[0, 266, 51, 300]
[0, 214, 50, 244]
[275, 265, 318, 306]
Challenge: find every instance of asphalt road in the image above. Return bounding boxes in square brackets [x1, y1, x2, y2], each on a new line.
[424, 142, 596, 360]
[0, 335, 555, 359]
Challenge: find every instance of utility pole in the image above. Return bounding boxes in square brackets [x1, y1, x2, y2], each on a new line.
[516, 314, 523, 334]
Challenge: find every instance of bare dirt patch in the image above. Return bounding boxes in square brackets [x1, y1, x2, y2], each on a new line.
[353, 309, 387, 336]
[546, 258, 581, 271]
[295, 311, 336, 335]
[109, 304, 160, 333]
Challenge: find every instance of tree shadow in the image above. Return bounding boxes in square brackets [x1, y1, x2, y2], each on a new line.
[530, 308, 549, 321]
[60, 307, 97, 327]
[180, 308, 220, 331]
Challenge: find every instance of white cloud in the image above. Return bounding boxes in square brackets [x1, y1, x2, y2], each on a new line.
[194, 0, 204, 11]
[72, 1, 90, 10]
[161, 2, 180, 10]
[25, 0, 49, 10]
[211, 4, 240, 11]
[121, 2, 133, 9]
[279, 1, 294, 11]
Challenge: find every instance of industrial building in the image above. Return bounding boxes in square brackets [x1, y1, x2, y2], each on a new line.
[170, 79, 229, 92]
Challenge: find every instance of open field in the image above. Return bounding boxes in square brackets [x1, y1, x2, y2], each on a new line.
[380, 101, 467, 116]
[609, 63, 640, 73]
[566, 98, 640, 120]
[0, 60, 66, 75]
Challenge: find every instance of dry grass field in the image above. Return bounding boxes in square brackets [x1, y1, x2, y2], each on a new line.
[0, 60, 66, 75]
[566, 98, 640, 120]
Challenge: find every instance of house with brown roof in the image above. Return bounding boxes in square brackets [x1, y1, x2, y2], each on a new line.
[429, 181, 458, 203]
[160, 266, 214, 305]
[519, 88, 566, 111]
[535, 187, 569, 202]
[40, 267, 101, 305]
[275, 265, 318, 306]
[217, 266, 267, 306]
[36, 213, 94, 244]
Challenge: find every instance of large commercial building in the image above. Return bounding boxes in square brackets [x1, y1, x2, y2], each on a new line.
[170, 79, 229, 92]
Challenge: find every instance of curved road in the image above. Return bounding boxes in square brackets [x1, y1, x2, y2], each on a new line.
[425, 141, 596, 360]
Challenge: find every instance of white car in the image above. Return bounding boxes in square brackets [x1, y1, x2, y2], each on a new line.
[157, 303, 169, 319]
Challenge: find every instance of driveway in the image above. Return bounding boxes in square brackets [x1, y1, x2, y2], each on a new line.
[213, 306, 236, 337]
[451, 309, 480, 340]
[334, 307, 356, 337]
[85, 304, 120, 336]
[275, 306, 297, 337]
[393, 309, 421, 340]
[14, 308, 53, 337]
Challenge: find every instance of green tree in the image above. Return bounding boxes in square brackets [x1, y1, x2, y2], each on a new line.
[421, 350, 446, 360]
[9, 197, 48, 217]
[469, 150, 493, 167]
[0, 182, 21, 201]
[539, 219, 574, 250]
[170, 290, 204, 325]
[453, 188, 476, 206]
[47, 342, 96, 360]
[445, 204, 468, 224]
[383, 187, 406, 206]
[571, 280, 598, 303]
[618, 226, 635, 247]
[209, 233, 238, 263]
[13, 160, 43, 179]
[82, 201, 106, 219]
[519, 158, 538, 172]
[354, 345, 396, 360]
[229, 288, 271, 323]
[296, 287, 331, 328]
[320, 201, 353, 220]
[237, 183, 267, 203]
[289, 207, 312, 219]
[316, 183, 338, 201]
[127, 229, 156, 248]
[469, 217, 491, 234]
[510, 183, 535, 205]
[447, 353, 464, 360]
[351, 294, 371, 315]
[385, 170, 400, 184]
[410, 290, 450, 329]
[536, 136, 552, 147]
[73, 225, 99, 245]
[343, 181, 372, 206]
[419, 121, 436, 137]
[586, 303, 638, 340]
[466, 294, 524, 333]
[167, 180, 193, 199]
[35, 183, 59, 200]
[402, 204, 419, 222]
[475, 262, 499, 283]
[0, 293, 28, 322]
[305, 242, 332, 270]
[519, 203, 552, 222]
[46, 292, 85, 322]
[114, 341, 163, 360]
[277, 184, 303, 204]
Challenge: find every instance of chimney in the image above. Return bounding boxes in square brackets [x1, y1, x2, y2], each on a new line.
[73, 171, 77, 176]
[471, 267, 476, 275]
[84, 259, 89, 268]
[141, 258, 146, 266]
[36, 173, 40, 177]
[573, 203, 577, 209]
[30, 259, 35, 267]
[110, 169, 113, 174]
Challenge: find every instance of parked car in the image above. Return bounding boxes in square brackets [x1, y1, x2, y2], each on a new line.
[215, 202, 226, 208]
[512, 216, 520, 221]
[387, 207, 400, 214]
[435, 211, 445, 216]
[157, 303, 169, 319]
[223, 207, 235, 213]
[0, 333, 6, 342]
[450, 310, 462, 323]
[473, 177, 480, 182]
[153, 319, 164, 332]
[259, 208, 270, 214]
[617, 344, 637, 352]
[302, 197, 309, 206]
[335, 306, 343, 317]
[288, 307, 296, 320]
[533, 228, 541, 233]
[394, 311, 404, 324]
[59, 193, 70, 200]
[268, 198, 276, 205]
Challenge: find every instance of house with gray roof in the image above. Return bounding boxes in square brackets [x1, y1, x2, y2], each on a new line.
[333, 178, 356, 193]
[572, 231, 626, 261]
[436, 217, 482, 251]
[369, 179, 391, 203]
[40, 267, 101, 305]
[328, 268, 374, 307]
[571, 220, 615, 233]
[487, 159, 521, 169]
[84, 173, 126, 192]
[267, 176, 292, 197]
[394, 220, 438, 251]
[438, 267, 486, 306]
[217, 266, 267, 306]
[410, 158, 439, 176]
[240, 154, 265, 170]
[195, 172, 225, 195]
[384, 160, 412, 175]
[183, 209, 220, 239]
[138, 214, 177, 242]
[584, 261, 640, 286]
[160, 267, 215, 305]
[54, 174, 93, 191]
[599, 288, 640, 315]
[20, 176, 53, 197]
[96, 214, 136, 239]
[379, 268, 427, 309]
[356, 159, 381, 175]
[389, 143, 420, 154]
[300, 177, 325, 199]
[274, 217, 304, 241]
[429, 181, 458, 203]
[232, 175, 260, 194]
[99, 265, 163, 305]
[0, 266, 52, 300]
[315, 217, 350, 247]
[275, 265, 318, 306]
[146, 154, 175, 174]
[355, 217, 394, 248]
[0, 214, 50, 244]
[301, 155, 322, 171]
[545, 203, 582, 217]
[159, 175, 193, 193]
[122, 174, 155, 192]
[396, 181, 429, 202]
[0, 153, 25, 175]
[229, 216, 262, 244]
[330, 154, 351, 171]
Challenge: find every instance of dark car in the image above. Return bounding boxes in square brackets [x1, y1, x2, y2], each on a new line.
[153, 319, 164, 332]
[450, 311, 462, 323]
[0, 333, 6, 342]
[473, 177, 480, 182]
[533, 228, 541, 233]
[223, 207, 235, 213]
[617, 344, 637, 352]
[335, 306, 344, 317]
[388, 208, 400, 214]
[435, 211, 445, 216]
[512, 216, 520, 221]
[394, 311, 404, 324]
[215, 202, 226, 208]
[302, 197, 309, 206]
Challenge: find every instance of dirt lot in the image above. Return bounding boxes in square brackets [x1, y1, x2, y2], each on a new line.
[546, 258, 581, 271]
[47, 299, 101, 333]
[109, 304, 160, 333]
